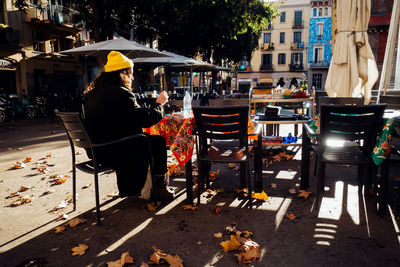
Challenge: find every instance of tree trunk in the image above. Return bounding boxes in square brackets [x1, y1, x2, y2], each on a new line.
[89, 0, 102, 42]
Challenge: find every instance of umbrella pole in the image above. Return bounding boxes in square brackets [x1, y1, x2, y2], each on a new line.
[161, 66, 165, 92]
[377, 0, 400, 103]
[190, 66, 193, 96]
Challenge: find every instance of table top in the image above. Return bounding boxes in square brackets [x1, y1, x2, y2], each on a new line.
[250, 96, 313, 103]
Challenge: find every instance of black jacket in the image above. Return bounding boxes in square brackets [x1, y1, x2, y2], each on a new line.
[84, 78, 164, 143]
[83, 77, 164, 196]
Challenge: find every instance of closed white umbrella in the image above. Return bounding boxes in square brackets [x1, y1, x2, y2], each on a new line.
[325, 0, 378, 104]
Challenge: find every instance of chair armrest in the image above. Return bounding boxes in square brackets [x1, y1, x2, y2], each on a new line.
[303, 123, 317, 137]
[91, 134, 148, 148]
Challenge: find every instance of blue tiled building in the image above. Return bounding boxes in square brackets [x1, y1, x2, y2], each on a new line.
[307, 0, 332, 91]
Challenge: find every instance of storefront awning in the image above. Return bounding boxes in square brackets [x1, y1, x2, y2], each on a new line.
[0, 58, 17, 71]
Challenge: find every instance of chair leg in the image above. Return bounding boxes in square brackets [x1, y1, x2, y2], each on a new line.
[247, 161, 252, 209]
[150, 163, 158, 207]
[205, 162, 211, 188]
[357, 165, 365, 196]
[240, 163, 246, 188]
[320, 163, 326, 191]
[315, 161, 324, 211]
[93, 169, 101, 225]
[197, 161, 205, 206]
[313, 153, 318, 176]
[72, 165, 76, 211]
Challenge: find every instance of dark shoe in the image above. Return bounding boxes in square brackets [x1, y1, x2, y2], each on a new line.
[157, 186, 175, 201]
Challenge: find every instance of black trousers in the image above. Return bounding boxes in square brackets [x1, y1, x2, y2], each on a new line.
[146, 134, 168, 175]
[94, 134, 167, 197]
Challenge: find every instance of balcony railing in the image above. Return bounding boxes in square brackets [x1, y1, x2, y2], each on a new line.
[316, 35, 323, 40]
[292, 20, 304, 29]
[291, 42, 304, 50]
[309, 60, 329, 68]
[260, 64, 274, 72]
[289, 63, 304, 72]
[24, 4, 80, 26]
[262, 42, 274, 51]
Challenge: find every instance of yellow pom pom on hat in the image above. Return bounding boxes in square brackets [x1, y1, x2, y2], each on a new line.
[104, 51, 133, 72]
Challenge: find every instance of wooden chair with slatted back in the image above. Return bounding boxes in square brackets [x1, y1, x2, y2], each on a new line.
[55, 111, 158, 225]
[193, 106, 255, 207]
[379, 95, 400, 110]
[316, 96, 364, 114]
[314, 104, 386, 210]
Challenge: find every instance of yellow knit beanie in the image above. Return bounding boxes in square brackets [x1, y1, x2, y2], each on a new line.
[104, 51, 133, 72]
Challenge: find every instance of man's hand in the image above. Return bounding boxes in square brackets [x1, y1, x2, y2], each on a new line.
[156, 91, 169, 106]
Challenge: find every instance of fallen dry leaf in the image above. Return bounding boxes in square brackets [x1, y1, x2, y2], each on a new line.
[165, 254, 183, 267]
[19, 186, 31, 192]
[107, 262, 122, 267]
[24, 157, 32, 162]
[82, 184, 91, 189]
[182, 204, 197, 211]
[13, 161, 26, 169]
[107, 252, 134, 267]
[107, 192, 119, 198]
[270, 183, 277, 188]
[54, 225, 67, 234]
[297, 190, 311, 199]
[148, 246, 167, 265]
[238, 231, 254, 238]
[69, 218, 88, 228]
[214, 232, 223, 238]
[168, 163, 184, 177]
[52, 177, 67, 185]
[10, 195, 33, 206]
[228, 163, 236, 168]
[272, 154, 282, 162]
[286, 212, 296, 220]
[41, 190, 55, 197]
[9, 200, 22, 207]
[225, 223, 237, 234]
[37, 166, 50, 173]
[8, 191, 21, 198]
[220, 235, 241, 252]
[209, 169, 220, 180]
[213, 207, 222, 215]
[46, 152, 52, 158]
[235, 240, 260, 264]
[284, 153, 294, 160]
[252, 191, 268, 201]
[70, 244, 88, 256]
[140, 262, 150, 267]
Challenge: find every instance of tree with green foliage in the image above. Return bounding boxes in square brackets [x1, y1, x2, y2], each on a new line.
[15, 0, 277, 66]
[132, 0, 277, 66]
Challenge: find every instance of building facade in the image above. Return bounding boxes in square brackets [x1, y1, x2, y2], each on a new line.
[0, 0, 90, 99]
[307, 0, 332, 91]
[237, 0, 310, 91]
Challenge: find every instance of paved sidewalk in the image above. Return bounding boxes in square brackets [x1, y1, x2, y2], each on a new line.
[0, 118, 399, 267]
